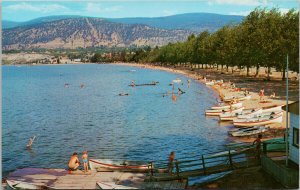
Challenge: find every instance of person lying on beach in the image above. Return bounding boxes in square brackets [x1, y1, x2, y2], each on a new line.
[68, 152, 80, 171]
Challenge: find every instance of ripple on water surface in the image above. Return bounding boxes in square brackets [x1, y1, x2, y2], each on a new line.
[2, 64, 230, 175]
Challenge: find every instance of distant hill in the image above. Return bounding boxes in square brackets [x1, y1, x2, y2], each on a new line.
[3, 20, 22, 29]
[3, 13, 244, 32]
[108, 13, 244, 32]
[3, 15, 83, 29]
[3, 18, 192, 50]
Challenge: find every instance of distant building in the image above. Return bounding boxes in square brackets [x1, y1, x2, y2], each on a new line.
[283, 101, 299, 165]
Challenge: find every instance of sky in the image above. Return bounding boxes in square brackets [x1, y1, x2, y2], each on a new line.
[2, 0, 299, 22]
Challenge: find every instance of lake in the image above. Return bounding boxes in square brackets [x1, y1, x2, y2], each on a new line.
[2, 64, 231, 176]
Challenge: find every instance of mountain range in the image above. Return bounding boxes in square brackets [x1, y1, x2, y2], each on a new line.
[3, 13, 244, 50]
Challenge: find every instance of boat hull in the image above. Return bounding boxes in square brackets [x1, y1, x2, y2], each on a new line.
[89, 159, 150, 172]
[206, 107, 244, 116]
[211, 102, 242, 110]
[233, 115, 283, 127]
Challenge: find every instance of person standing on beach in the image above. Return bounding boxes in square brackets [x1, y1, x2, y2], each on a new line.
[259, 89, 265, 100]
[82, 151, 89, 173]
[168, 151, 175, 174]
[253, 134, 262, 160]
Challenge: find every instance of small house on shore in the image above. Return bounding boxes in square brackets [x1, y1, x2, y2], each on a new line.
[283, 101, 299, 165]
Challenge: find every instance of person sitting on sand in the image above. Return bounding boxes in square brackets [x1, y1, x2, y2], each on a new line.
[82, 151, 88, 173]
[68, 152, 80, 171]
[270, 92, 276, 98]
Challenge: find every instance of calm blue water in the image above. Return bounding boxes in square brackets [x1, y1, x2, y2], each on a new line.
[2, 64, 231, 176]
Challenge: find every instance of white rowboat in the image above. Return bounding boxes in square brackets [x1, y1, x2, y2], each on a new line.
[206, 107, 244, 116]
[237, 110, 283, 119]
[211, 102, 243, 110]
[223, 95, 251, 102]
[233, 115, 283, 127]
[172, 78, 182, 83]
[205, 81, 214, 86]
[220, 108, 262, 121]
[6, 180, 41, 189]
[261, 105, 282, 113]
[230, 126, 269, 137]
[89, 159, 150, 172]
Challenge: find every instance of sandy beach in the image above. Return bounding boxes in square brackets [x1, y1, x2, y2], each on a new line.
[114, 62, 297, 143]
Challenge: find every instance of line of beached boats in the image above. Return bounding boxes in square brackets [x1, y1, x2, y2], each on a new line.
[205, 95, 283, 137]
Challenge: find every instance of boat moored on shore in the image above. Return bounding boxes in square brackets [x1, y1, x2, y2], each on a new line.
[89, 159, 150, 172]
[233, 114, 283, 127]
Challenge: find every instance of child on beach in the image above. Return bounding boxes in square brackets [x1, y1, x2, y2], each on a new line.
[82, 150, 88, 173]
[259, 89, 265, 100]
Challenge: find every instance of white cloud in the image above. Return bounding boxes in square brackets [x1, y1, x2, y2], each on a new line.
[279, 8, 290, 14]
[162, 10, 177, 16]
[229, 10, 251, 16]
[85, 3, 122, 13]
[208, 0, 268, 6]
[5, 2, 70, 13]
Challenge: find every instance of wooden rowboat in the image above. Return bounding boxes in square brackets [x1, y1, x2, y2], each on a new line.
[205, 106, 244, 116]
[211, 102, 243, 110]
[89, 159, 150, 172]
[233, 115, 283, 127]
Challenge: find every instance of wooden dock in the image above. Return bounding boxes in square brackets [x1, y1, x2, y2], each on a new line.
[5, 168, 187, 189]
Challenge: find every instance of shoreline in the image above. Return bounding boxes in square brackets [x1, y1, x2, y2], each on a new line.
[113, 62, 290, 143]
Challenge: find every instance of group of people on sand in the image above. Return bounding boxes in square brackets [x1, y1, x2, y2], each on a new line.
[259, 88, 276, 101]
[68, 151, 89, 173]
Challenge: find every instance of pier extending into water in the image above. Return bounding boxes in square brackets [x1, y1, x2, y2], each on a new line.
[4, 140, 286, 189]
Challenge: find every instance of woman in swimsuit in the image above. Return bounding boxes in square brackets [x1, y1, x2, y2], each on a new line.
[82, 150, 88, 173]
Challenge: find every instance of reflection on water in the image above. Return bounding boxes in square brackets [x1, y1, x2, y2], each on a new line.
[3, 64, 231, 176]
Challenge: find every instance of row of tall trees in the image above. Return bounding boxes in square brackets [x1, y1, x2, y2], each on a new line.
[140, 8, 299, 80]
